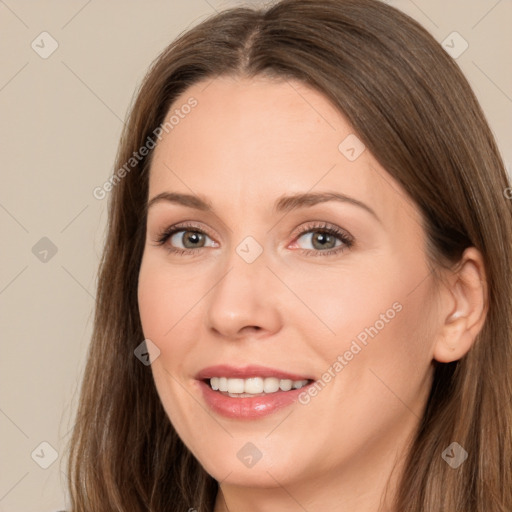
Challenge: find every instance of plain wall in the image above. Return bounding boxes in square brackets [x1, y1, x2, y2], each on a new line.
[0, 1, 510, 510]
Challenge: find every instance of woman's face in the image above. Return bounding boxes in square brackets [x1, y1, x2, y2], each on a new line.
[138, 75, 441, 497]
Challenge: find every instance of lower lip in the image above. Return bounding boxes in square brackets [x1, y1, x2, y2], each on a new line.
[197, 380, 312, 419]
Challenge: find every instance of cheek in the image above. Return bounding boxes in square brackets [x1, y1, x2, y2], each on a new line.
[294, 257, 418, 348]
[328, 272, 436, 422]
[137, 272, 171, 340]
[137, 258, 206, 438]
[137, 255, 204, 342]
[295, 269, 436, 460]
[302, 253, 436, 392]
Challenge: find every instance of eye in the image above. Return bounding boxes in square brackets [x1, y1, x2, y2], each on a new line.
[153, 222, 217, 256]
[152, 221, 354, 257]
[292, 222, 354, 256]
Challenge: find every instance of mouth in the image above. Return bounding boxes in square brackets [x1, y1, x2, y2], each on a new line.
[194, 364, 317, 417]
[201, 376, 314, 397]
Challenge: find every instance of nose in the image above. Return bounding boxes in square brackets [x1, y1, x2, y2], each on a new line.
[205, 247, 283, 340]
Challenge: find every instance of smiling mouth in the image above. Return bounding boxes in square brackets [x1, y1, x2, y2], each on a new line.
[203, 376, 314, 397]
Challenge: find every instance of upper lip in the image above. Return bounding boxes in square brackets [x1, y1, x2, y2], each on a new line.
[195, 364, 314, 381]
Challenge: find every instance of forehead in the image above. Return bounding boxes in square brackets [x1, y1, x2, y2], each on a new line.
[148, 75, 420, 230]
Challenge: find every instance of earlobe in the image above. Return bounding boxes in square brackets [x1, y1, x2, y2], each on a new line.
[433, 311, 473, 363]
[432, 247, 488, 364]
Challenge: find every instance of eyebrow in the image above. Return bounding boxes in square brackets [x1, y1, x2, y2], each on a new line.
[146, 191, 380, 222]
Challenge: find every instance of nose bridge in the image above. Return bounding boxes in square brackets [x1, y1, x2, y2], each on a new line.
[205, 235, 282, 338]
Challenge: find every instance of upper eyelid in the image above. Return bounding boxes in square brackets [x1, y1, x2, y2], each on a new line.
[165, 222, 215, 240]
[158, 221, 353, 246]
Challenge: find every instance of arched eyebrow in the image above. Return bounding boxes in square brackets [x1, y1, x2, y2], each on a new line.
[274, 191, 380, 222]
[146, 191, 212, 213]
[146, 191, 380, 223]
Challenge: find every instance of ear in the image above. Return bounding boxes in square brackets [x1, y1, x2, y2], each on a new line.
[432, 247, 488, 363]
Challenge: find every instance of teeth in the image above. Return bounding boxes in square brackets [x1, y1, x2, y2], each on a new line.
[209, 376, 310, 395]
[263, 377, 279, 393]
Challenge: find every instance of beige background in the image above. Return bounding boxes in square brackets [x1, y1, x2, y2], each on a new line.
[0, 0, 510, 510]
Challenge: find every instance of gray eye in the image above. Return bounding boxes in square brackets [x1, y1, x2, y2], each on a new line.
[296, 231, 342, 251]
[170, 230, 213, 249]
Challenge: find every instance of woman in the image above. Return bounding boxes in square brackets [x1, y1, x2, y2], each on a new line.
[66, 0, 512, 510]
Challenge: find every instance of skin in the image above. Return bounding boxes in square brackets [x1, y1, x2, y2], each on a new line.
[137, 75, 487, 512]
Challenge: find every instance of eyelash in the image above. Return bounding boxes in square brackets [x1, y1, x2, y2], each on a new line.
[153, 221, 354, 257]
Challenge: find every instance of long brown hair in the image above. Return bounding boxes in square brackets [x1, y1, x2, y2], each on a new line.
[66, 0, 512, 510]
